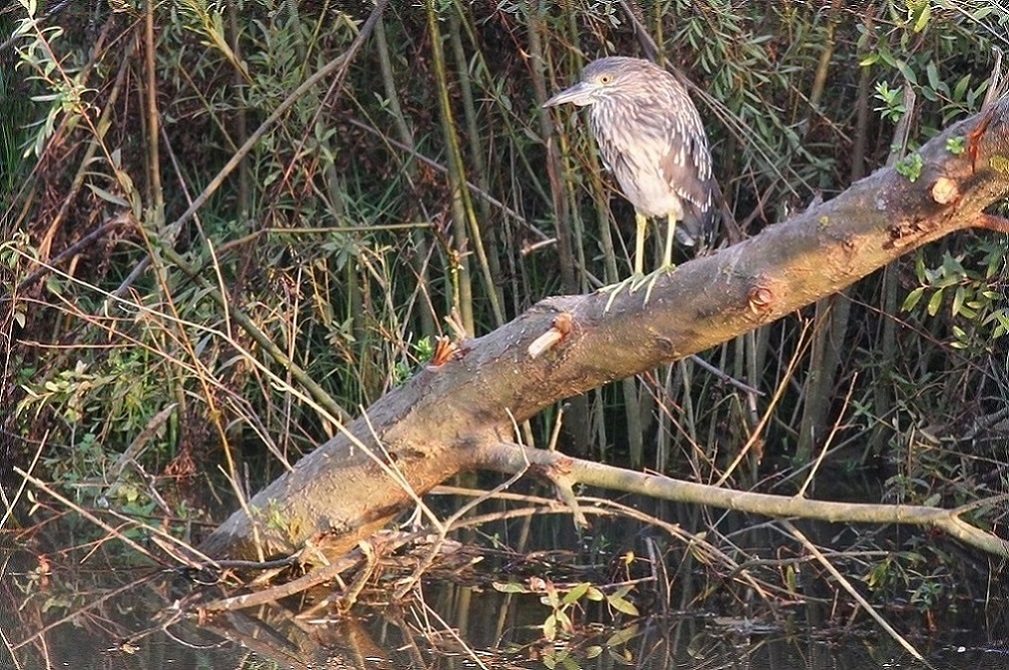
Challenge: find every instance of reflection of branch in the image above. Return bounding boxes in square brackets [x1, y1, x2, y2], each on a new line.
[437, 485, 787, 604]
[391, 447, 530, 600]
[198, 609, 384, 670]
[11, 568, 159, 652]
[783, 521, 927, 665]
[199, 532, 413, 613]
[472, 443, 1009, 559]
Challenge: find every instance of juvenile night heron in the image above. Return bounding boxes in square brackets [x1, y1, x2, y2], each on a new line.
[545, 56, 715, 279]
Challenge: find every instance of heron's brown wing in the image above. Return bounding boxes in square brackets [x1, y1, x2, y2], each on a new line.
[659, 135, 714, 245]
[656, 106, 711, 202]
[679, 176, 719, 247]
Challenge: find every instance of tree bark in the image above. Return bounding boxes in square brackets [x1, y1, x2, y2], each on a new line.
[200, 100, 1009, 562]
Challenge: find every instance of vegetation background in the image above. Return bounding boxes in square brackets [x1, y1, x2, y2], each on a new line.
[1, 0, 1006, 616]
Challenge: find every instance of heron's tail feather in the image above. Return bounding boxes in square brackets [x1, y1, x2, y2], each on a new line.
[677, 177, 722, 250]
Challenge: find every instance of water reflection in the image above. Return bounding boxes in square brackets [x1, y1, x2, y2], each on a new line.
[3, 556, 1006, 670]
[3, 493, 1006, 670]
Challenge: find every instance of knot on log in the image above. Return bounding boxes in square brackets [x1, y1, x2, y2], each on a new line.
[747, 285, 774, 314]
[931, 177, 960, 205]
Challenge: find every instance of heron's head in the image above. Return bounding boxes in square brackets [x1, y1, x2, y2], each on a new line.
[543, 57, 656, 108]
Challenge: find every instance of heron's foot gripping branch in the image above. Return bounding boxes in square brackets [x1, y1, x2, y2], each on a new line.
[596, 265, 679, 311]
[598, 273, 642, 311]
[598, 273, 642, 312]
[637, 264, 677, 306]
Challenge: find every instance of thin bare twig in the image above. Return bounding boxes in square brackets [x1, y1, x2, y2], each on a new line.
[782, 521, 931, 666]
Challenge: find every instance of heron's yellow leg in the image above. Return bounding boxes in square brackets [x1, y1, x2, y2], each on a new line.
[634, 211, 648, 276]
[662, 214, 677, 269]
[598, 211, 650, 311]
[639, 214, 679, 304]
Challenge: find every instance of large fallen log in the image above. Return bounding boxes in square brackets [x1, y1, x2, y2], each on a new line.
[200, 99, 1009, 562]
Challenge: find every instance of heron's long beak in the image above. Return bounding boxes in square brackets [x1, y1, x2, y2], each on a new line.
[543, 81, 595, 108]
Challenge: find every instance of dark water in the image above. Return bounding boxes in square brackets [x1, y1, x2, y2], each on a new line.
[3, 538, 1007, 670]
[4, 584, 1008, 670]
[3, 484, 1006, 669]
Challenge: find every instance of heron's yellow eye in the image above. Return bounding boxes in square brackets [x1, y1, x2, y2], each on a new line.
[598, 74, 613, 84]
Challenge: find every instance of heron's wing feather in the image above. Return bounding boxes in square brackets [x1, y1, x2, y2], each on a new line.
[656, 103, 711, 210]
[660, 149, 710, 211]
[654, 86, 714, 244]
